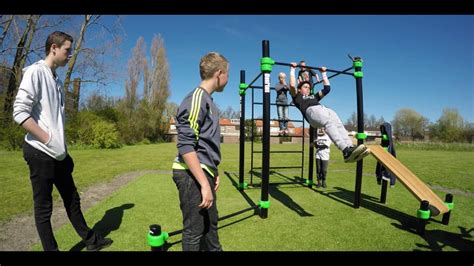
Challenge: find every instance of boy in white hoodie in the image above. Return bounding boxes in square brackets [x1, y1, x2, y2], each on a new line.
[13, 31, 112, 251]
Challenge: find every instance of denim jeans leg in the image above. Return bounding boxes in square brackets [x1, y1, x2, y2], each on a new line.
[277, 105, 284, 130]
[173, 170, 222, 251]
[23, 142, 58, 251]
[54, 155, 95, 245]
[283, 106, 289, 130]
[201, 174, 222, 251]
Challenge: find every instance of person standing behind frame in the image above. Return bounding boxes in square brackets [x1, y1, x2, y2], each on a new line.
[275, 72, 290, 136]
[315, 128, 332, 188]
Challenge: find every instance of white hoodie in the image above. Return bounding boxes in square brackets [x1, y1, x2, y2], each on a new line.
[315, 133, 332, 161]
[13, 60, 67, 160]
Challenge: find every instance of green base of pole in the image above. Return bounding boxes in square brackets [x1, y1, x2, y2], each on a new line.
[259, 200, 270, 209]
[417, 209, 431, 220]
[238, 182, 248, 189]
[147, 232, 169, 248]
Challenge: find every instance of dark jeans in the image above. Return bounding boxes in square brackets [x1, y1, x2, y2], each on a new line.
[316, 159, 329, 181]
[23, 142, 98, 251]
[172, 169, 222, 251]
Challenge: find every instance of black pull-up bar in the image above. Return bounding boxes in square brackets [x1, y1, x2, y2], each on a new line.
[314, 66, 354, 85]
[274, 61, 354, 76]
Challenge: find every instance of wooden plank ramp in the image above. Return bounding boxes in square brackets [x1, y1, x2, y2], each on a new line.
[367, 145, 449, 216]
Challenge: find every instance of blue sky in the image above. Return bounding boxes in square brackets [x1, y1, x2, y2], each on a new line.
[99, 15, 473, 124]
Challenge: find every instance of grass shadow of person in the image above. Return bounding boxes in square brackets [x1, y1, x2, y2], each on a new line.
[69, 203, 135, 251]
[314, 186, 418, 233]
[163, 206, 257, 251]
[393, 224, 474, 251]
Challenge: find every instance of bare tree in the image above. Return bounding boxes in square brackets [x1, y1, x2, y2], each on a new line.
[0, 15, 14, 48]
[144, 34, 171, 140]
[125, 36, 146, 114]
[2, 15, 40, 125]
[221, 106, 239, 119]
[62, 15, 93, 93]
[150, 35, 170, 114]
[57, 15, 124, 115]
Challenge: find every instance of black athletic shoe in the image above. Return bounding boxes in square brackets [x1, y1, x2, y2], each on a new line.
[86, 237, 113, 251]
[322, 180, 327, 188]
[343, 145, 368, 163]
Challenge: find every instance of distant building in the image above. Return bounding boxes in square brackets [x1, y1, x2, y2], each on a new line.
[166, 118, 391, 144]
[166, 117, 242, 144]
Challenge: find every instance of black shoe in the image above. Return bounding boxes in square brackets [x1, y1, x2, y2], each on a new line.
[343, 145, 368, 163]
[316, 180, 321, 188]
[86, 237, 113, 251]
[322, 180, 327, 188]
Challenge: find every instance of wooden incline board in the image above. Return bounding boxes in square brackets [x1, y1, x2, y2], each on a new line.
[367, 145, 449, 216]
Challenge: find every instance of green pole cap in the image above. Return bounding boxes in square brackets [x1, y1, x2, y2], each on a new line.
[259, 200, 270, 209]
[260, 57, 275, 73]
[354, 71, 363, 78]
[239, 83, 248, 96]
[147, 231, 169, 247]
[304, 179, 314, 185]
[382, 134, 389, 141]
[445, 202, 454, 210]
[417, 209, 431, 220]
[353, 61, 363, 68]
[356, 132, 367, 140]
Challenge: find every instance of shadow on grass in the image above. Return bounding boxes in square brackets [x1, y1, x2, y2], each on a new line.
[164, 206, 257, 251]
[69, 203, 135, 251]
[314, 186, 418, 232]
[226, 169, 473, 251]
[225, 171, 313, 217]
[315, 186, 474, 251]
[398, 225, 474, 251]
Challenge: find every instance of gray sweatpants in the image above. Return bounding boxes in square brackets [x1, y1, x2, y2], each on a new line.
[305, 105, 353, 151]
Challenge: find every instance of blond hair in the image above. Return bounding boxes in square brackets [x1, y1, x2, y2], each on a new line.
[199, 52, 229, 80]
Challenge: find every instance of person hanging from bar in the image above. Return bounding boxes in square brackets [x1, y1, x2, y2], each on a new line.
[288, 62, 370, 163]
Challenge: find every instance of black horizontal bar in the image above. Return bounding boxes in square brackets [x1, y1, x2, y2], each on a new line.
[274, 61, 352, 75]
[253, 151, 303, 154]
[253, 102, 298, 107]
[313, 66, 354, 85]
[253, 118, 303, 123]
[270, 135, 304, 138]
[249, 85, 276, 90]
[253, 166, 303, 169]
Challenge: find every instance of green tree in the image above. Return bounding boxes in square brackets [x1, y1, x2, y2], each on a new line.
[392, 108, 429, 140]
[429, 108, 467, 143]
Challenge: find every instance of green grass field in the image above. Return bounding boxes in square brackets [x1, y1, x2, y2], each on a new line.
[1, 143, 473, 251]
